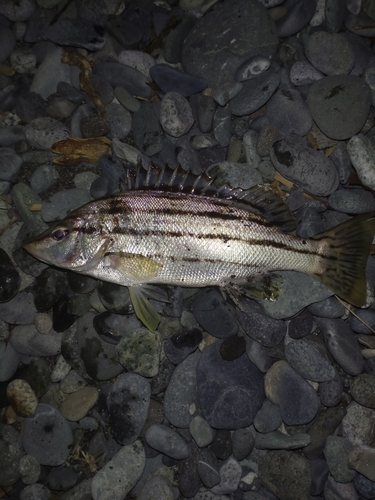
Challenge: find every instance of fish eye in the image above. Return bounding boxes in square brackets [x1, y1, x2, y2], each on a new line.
[52, 227, 70, 241]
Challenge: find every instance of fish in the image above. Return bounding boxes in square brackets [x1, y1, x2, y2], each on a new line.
[23, 166, 375, 331]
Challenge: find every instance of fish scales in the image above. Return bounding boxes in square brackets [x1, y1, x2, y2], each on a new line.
[74, 191, 321, 287]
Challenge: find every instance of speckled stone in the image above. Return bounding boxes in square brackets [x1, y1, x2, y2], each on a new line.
[116, 328, 161, 377]
[59, 386, 98, 421]
[6, 379, 38, 417]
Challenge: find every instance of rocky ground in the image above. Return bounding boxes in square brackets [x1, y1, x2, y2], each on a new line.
[1, 0, 375, 499]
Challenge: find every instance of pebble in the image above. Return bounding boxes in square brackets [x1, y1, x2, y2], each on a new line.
[0, 249, 20, 303]
[93, 62, 152, 99]
[98, 282, 133, 314]
[19, 455, 41, 485]
[254, 430, 311, 450]
[116, 328, 161, 377]
[45, 466, 78, 492]
[289, 60, 324, 86]
[25, 117, 70, 150]
[27, 358, 52, 399]
[41, 188, 91, 222]
[236, 298, 286, 347]
[0, 27, 16, 64]
[0, 424, 24, 487]
[211, 456, 242, 495]
[305, 31, 355, 75]
[253, 399, 282, 433]
[113, 86, 140, 113]
[196, 340, 265, 429]
[315, 317, 364, 376]
[132, 102, 163, 156]
[231, 70, 280, 116]
[181, 0, 278, 86]
[30, 165, 59, 193]
[258, 450, 312, 500]
[22, 403, 73, 466]
[319, 368, 344, 407]
[137, 475, 174, 500]
[342, 401, 375, 446]
[270, 135, 339, 196]
[284, 338, 335, 382]
[51, 354, 71, 382]
[150, 64, 207, 97]
[189, 415, 214, 448]
[307, 296, 345, 318]
[0, 341, 20, 383]
[145, 424, 190, 459]
[348, 444, 375, 482]
[307, 75, 372, 140]
[266, 87, 313, 136]
[118, 50, 155, 79]
[231, 428, 254, 461]
[10, 324, 62, 357]
[210, 82, 242, 107]
[44, 18, 106, 51]
[265, 360, 319, 425]
[324, 435, 356, 483]
[235, 55, 271, 81]
[213, 105, 231, 147]
[324, 474, 359, 500]
[10, 46, 36, 74]
[6, 379, 38, 417]
[46, 97, 76, 119]
[59, 386, 98, 422]
[347, 134, 375, 191]
[105, 102, 132, 140]
[0, 291, 36, 325]
[350, 373, 375, 408]
[160, 92, 194, 137]
[164, 350, 199, 427]
[192, 288, 238, 339]
[59, 370, 86, 394]
[20, 483, 51, 499]
[107, 373, 150, 445]
[354, 473, 375, 499]
[0, 147, 23, 181]
[328, 187, 375, 214]
[94, 312, 141, 345]
[164, 327, 202, 364]
[91, 441, 145, 500]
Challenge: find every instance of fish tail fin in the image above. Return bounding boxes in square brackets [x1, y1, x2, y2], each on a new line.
[312, 212, 375, 307]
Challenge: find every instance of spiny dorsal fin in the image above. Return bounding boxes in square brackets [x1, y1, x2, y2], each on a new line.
[121, 164, 295, 231]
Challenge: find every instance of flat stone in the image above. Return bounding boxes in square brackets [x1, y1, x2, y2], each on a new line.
[6, 379, 38, 417]
[305, 31, 355, 75]
[145, 424, 190, 459]
[231, 70, 280, 116]
[324, 435, 356, 483]
[254, 430, 311, 450]
[59, 386, 98, 422]
[132, 102, 163, 156]
[347, 134, 375, 191]
[0, 249, 20, 302]
[350, 374, 375, 408]
[284, 338, 335, 382]
[25, 117, 70, 150]
[93, 62, 152, 100]
[196, 340, 265, 429]
[44, 18, 106, 51]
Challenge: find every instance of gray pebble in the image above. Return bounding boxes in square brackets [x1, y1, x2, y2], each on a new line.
[315, 317, 364, 376]
[254, 430, 311, 450]
[265, 360, 319, 425]
[6, 379, 38, 417]
[46, 97, 76, 119]
[45, 465, 78, 492]
[307, 75, 372, 140]
[30, 47, 71, 99]
[328, 187, 375, 214]
[232, 428, 254, 461]
[295, 206, 324, 238]
[330, 142, 354, 184]
[189, 415, 214, 448]
[276, 0, 316, 37]
[235, 55, 271, 81]
[44, 17, 106, 51]
[0, 125, 25, 147]
[30, 165, 59, 193]
[0, 147, 22, 181]
[289, 60, 324, 86]
[285, 338, 335, 382]
[118, 50, 155, 79]
[271, 135, 339, 196]
[19, 455, 41, 485]
[305, 31, 355, 75]
[319, 368, 343, 407]
[350, 307, 375, 334]
[347, 134, 375, 191]
[231, 70, 280, 116]
[137, 475, 175, 500]
[145, 424, 190, 459]
[324, 435, 356, 483]
[10, 46, 36, 74]
[213, 105, 231, 147]
[211, 456, 242, 495]
[114, 86, 140, 113]
[105, 102, 132, 140]
[307, 296, 345, 318]
[210, 81, 243, 107]
[160, 92, 194, 137]
[116, 328, 161, 377]
[342, 401, 375, 445]
[10, 324, 62, 357]
[91, 441, 145, 500]
[324, 474, 359, 500]
[0, 27, 16, 64]
[0, 0, 35, 21]
[22, 403, 73, 466]
[41, 188, 91, 222]
[253, 398, 282, 433]
[20, 483, 51, 500]
[0, 341, 20, 382]
[132, 102, 163, 156]
[0, 291, 36, 325]
[193, 288, 238, 339]
[93, 62, 152, 99]
[25, 117, 70, 150]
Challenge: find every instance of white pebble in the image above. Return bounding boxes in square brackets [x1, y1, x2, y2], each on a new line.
[10, 46, 36, 74]
[347, 135, 375, 190]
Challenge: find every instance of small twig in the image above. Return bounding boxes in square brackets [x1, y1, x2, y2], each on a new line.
[335, 295, 375, 335]
[49, 0, 74, 25]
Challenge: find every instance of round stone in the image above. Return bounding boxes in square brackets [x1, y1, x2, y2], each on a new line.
[6, 379, 38, 417]
[145, 424, 190, 459]
[59, 386, 98, 421]
[116, 328, 161, 377]
[160, 92, 194, 137]
[19, 455, 41, 485]
[25, 117, 70, 150]
[350, 374, 375, 408]
[284, 339, 335, 382]
[0, 425, 23, 487]
[305, 31, 355, 75]
[10, 46, 36, 74]
[0, 249, 20, 302]
[307, 75, 372, 140]
[189, 415, 214, 448]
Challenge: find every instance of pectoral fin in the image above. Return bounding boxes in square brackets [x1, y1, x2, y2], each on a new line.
[105, 252, 162, 281]
[128, 285, 160, 332]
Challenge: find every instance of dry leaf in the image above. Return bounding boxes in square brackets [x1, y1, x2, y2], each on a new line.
[0, 65, 15, 76]
[51, 137, 111, 165]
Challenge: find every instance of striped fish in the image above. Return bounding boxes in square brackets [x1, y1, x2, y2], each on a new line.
[23, 168, 375, 331]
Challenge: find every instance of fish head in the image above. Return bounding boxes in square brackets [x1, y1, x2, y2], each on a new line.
[23, 212, 106, 272]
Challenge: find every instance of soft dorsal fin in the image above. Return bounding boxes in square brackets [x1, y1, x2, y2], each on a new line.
[121, 163, 296, 232]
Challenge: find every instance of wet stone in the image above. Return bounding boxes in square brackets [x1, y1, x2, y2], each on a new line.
[27, 358, 52, 399]
[105, 16, 142, 49]
[91, 441, 145, 500]
[348, 444, 375, 483]
[107, 372, 150, 445]
[324, 435, 356, 483]
[22, 403, 73, 466]
[30, 165, 59, 193]
[350, 373, 375, 408]
[160, 92, 194, 137]
[52, 295, 78, 333]
[253, 399, 282, 433]
[211, 456, 242, 495]
[94, 312, 141, 345]
[315, 317, 364, 376]
[51, 354, 71, 383]
[270, 135, 339, 197]
[181, 0, 279, 86]
[236, 299, 286, 347]
[77, 312, 124, 381]
[145, 424, 190, 460]
[19, 455, 41, 485]
[47, 97, 77, 119]
[0, 424, 23, 487]
[342, 401, 375, 447]
[232, 428, 254, 461]
[288, 309, 314, 339]
[265, 360, 319, 426]
[24, 117, 70, 150]
[0, 291, 36, 325]
[289, 60, 324, 86]
[114, 86, 141, 113]
[350, 307, 375, 334]
[0, 249, 20, 302]
[132, 102, 163, 156]
[67, 272, 97, 294]
[307, 296, 345, 318]
[284, 339, 335, 382]
[324, 473, 359, 500]
[59, 386, 98, 422]
[307, 75, 372, 140]
[0, 27, 16, 64]
[193, 288, 238, 339]
[164, 350, 200, 428]
[116, 328, 161, 377]
[105, 102, 132, 140]
[150, 356, 174, 396]
[213, 105, 231, 147]
[80, 115, 110, 138]
[231, 70, 281, 117]
[319, 368, 344, 407]
[6, 379, 38, 417]
[189, 415, 214, 448]
[258, 450, 311, 500]
[59, 370, 86, 394]
[67, 294, 91, 317]
[328, 188, 375, 214]
[197, 340, 265, 429]
[347, 134, 375, 191]
[46, 466, 78, 492]
[150, 64, 207, 98]
[98, 281, 134, 314]
[56, 81, 86, 104]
